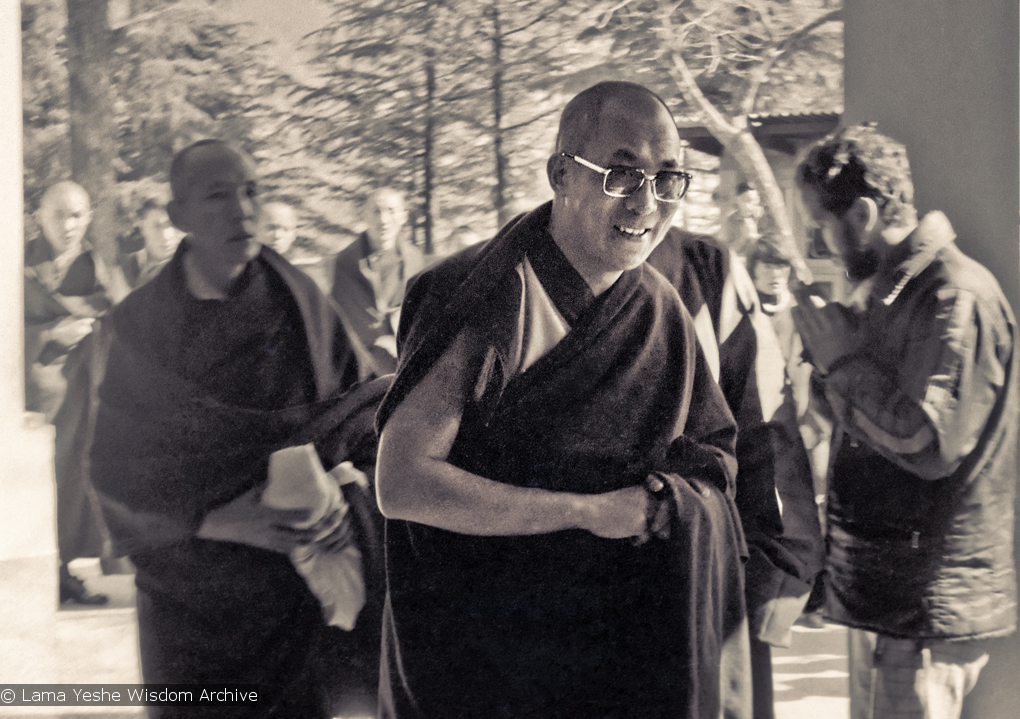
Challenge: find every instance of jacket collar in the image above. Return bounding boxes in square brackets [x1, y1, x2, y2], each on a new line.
[876, 211, 956, 306]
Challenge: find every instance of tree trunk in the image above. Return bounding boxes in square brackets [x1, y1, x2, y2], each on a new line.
[490, 1, 510, 228]
[724, 130, 811, 283]
[669, 48, 812, 283]
[422, 57, 436, 255]
[66, 0, 130, 302]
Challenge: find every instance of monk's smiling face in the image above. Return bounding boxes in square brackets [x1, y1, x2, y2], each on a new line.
[550, 90, 683, 289]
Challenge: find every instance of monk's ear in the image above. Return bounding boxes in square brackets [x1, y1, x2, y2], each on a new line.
[166, 199, 188, 233]
[547, 154, 568, 195]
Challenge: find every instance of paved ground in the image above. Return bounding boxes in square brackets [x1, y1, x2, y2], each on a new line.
[773, 620, 850, 719]
[25, 563, 850, 719]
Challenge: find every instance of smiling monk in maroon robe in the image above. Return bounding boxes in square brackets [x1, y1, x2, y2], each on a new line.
[375, 82, 752, 719]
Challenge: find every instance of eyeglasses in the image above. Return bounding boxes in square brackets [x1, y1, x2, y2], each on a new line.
[560, 153, 692, 203]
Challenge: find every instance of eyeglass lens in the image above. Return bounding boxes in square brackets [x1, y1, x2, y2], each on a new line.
[605, 168, 689, 201]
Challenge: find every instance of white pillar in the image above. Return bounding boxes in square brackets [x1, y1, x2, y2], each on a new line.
[0, 0, 61, 682]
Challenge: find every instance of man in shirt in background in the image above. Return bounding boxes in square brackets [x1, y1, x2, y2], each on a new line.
[330, 187, 425, 376]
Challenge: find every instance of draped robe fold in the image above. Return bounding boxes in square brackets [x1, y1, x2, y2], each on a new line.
[376, 203, 751, 719]
[90, 245, 385, 718]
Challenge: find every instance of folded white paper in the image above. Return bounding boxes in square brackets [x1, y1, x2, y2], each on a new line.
[265, 444, 366, 631]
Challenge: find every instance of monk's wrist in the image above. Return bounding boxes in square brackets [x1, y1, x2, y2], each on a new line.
[566, 493, 595, 533]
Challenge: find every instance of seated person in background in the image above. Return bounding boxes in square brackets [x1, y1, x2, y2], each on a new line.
[330, 188, 425, 376]
[122, 197, 183, 288]
[90, 139, 382, 718]
[25, 180, 117, 605]
[649, 230, 823, 719]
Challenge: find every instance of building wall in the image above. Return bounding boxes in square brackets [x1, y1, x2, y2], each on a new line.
[842, 2, 1020, 716]
[843, 0, 1019, 312]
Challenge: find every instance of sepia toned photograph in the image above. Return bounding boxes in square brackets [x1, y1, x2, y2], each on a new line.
[2, 1, 1018, 718]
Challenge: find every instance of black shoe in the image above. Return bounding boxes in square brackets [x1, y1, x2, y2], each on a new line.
[59, 565, 109, 605]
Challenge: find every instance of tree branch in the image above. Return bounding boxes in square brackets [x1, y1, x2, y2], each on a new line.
[654, 5, 737, 138]
[502, 108, 558, 133]
[668, 46, 738, 139]
[504, 6, 563, 37]
[740, 7, 842, 117]
[595, 0, 638, 30]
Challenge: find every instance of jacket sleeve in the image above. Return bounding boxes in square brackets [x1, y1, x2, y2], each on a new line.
[824, 287, 1013, 480]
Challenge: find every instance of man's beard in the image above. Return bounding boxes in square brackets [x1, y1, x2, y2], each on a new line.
[840, 223, 879, 281]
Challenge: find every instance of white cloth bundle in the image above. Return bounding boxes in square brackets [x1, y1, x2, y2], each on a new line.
[264, 445, 366, 630]
[197, 444, 366, 630]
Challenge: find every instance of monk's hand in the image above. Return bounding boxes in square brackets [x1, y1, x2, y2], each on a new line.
[250, 503, 321, 554]
[632, 474, 672, 545]
[791, 291, 859, 374]
[274, 503, 355, 555]
[197, 487, 316, 555]
[579, 485, 649, 540]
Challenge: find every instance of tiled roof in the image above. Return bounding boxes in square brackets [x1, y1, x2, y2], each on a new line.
[678, 111, 841, 155]
[748, 111, 841, 135]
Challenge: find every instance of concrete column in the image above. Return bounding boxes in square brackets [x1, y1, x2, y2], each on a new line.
[842, 2, 1020, 716]
[0, 0, 61, 682]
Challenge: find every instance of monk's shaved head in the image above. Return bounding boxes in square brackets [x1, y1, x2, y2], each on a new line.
[546, 80, 684, 295]
[555, 81, 677, 156]
[40, 180, 91, 213]
[170, 139, 255, 203]
[37, 180, 92, 252]
[259, 201, 299, 254]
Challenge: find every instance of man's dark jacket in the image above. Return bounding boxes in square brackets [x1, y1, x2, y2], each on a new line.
[819, 212, 1018, 640]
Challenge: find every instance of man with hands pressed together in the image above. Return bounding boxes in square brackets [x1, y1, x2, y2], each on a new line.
[375, 81, 751, 719]
[793, 124, 1018, 719]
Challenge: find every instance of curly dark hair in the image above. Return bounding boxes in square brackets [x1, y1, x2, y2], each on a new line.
[797, 123, 916, 227]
